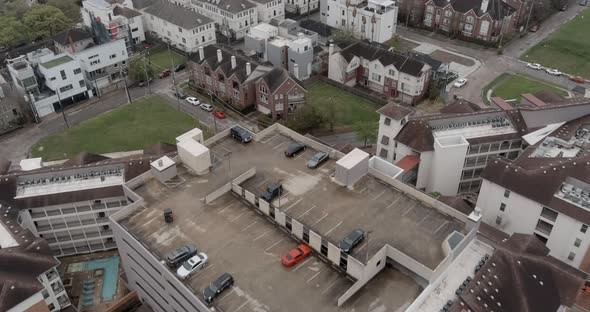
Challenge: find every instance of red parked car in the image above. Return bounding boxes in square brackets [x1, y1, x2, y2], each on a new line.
[281, 244, 311, 267]
[570, 76, 586, 84]
[213, 110, 226, 119]
[159, 69, 171, 79]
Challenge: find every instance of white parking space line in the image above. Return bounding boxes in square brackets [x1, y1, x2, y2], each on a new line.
[353, 242, 367, 255]
[298, 205, 316, 218]
[265, 238, 284, 251]
[292, 258, 312, 272]
[321, 278, 341, 296]
[233, 300, 249, 312]
[217, 288, 235, 301]
[434, 220, 449, 234]
[317, 161, 331, 171]
[306, 267, 326, 284]
[310, 213, 329, 227]
[215, 143, 232, 154]
[231, 211, 248, 222]
[273, 141, 288, 150]
[241, 220, 258, 232]
[416, 212, 432, 225]
[386, 196, 403, 209]
[325, 221, 343, 236]
[358, 186, 368, 194]
[295, 150, 308, 160]
[260, 134, 278, 143]
[373, 189, 388, 201]
[402, 206, 414, 217]
[254, 230, 271, 241]
[283, 198, 303, 212]
[192, 264, 215, 278]
[218, 202, 238, 214]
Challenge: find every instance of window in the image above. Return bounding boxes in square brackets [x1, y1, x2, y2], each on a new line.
[79, 80, 85, 87]
[574, 238, 582, 247]
[371, 73, 381, 82]
[182, 38, 186, 44]
[389, 69, 395, 76]
[379, 148, 388, 158]
[42, 289, 49, 299]
[568, 252, 576, 261]
[48, 303, 56, 311]
[381, 135, 390, 145]
[582, 224, 589, 233]
[59, 84, 73, 93]
[342, 9, 345, 15]
[178, 27, 183, 32]
[495, 215, 502, 225]
[504, 190, 510, 198]
[60, 70, 66, 80]
[426, 5, 433, 13]
[50, 77, 56, 81]
[73, 68, 81, 74]
[536, 219, 553, 236]
[384, 117, 391, 126]
[341, 19, 346, 26]
[444, 10, 451, 17]
[480, 20, 490, 36]
[499, 203, 506, 212]
[110, 54, 116, 59]
[541, 207, 558, 222]
[466, 16, 474, 23]
[132, 27, 138, 32]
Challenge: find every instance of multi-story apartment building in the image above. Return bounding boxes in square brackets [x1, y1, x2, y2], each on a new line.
[190, 0, 259, 40]
[422, 0, 515, 43]
[324, 0, 398, 43]
[285, 0, 318, 15]
[7, 49, 91, 118]
[0, 201, 71, 312]
[476, 100, 590, 271]
[141, 0, 216, 52]
[191, 45, 306, 119]
[81, 0, 145, 51]
[328, 41, 431, 104]
[245, 22, 314, 80]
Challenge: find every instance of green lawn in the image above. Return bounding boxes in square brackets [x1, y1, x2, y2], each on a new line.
[32, 96, 198, 160]
[147, 47, 187, 72]
[521, 8, 590, 77]
[307, 81, 380, 127]
[483, 73, 568, 103]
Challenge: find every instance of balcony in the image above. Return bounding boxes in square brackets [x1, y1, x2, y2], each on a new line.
[46, 269, 59, 282]
[535, 219, 553, 236]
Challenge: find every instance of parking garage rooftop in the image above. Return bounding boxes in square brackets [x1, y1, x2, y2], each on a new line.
[117, 126, 468, 312]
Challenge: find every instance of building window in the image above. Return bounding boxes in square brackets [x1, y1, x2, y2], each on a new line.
[499, 203, 506, 212]
[388, 69, 395, 76]
[582, 224, 588, 233]
[568, 252, 576, 261]
[541, 207, 558, 222]
[466, 16, 474, 23]
[380, 135, 390, 145]
[480, 20, 490, 36]
[50, 77, 56, 81]
[48, 303, 56, 311]
[60, 70, 66, 80]
[178, 27, 183, 32]
[384, 117, 391, 126]
[379, 148, 388, 158]
[426, 5, 433, 13]
[503, 190, 510, 198]
[371, 73, 381, 82]
[574, 238, 582, 247]
[79, 80, 85, 87]
[42, 289, 49, 298]
[59, 84, 73, 93]
[536, 219, 553, 236]
[495, 215, 502, 225]
[73, 68, 81, 74]
[182, 38, 186, 44]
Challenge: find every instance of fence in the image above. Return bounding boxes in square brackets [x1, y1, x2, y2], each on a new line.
[315, 76, 389, 105]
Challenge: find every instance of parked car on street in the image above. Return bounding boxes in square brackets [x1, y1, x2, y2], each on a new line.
[570, 76, 586, 83]
[213, 110, 226, 119]
[281, 244, 312, 267]
[165, 245, 198, 268]
[174, 91, 187, 99]
[174, 63, 186, 72]
[545, 68, 562, 76]
[203, 273, 234, 305]
[230, 126, 252, 143]
[200, 103, 213, 112]
[453, 78, 467, 88]
[307, 151, 329, 169]
[526, 63, 542, 70]
[339, 229, 365, 253]
[284, 142, 306, 157]
[260, 183, 282, 202]
[186, 97, 200, 105]
[176, 252, 208, 279]
[159, 69, 172, 79]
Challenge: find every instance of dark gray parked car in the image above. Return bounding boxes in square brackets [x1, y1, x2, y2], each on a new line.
[339, 229, 365, 253]
[307, 151, 329, 169]
[284, 142, 306, 157]
[260, 183, 282, 202]
[203, 273, 234, 304]
[165, 245, 197, 267]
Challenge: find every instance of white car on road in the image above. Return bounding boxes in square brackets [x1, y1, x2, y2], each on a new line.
[545, 68, 562, 76]
[199, 103, 213, 112]
[177, 252, 208, 279]
[186, 97, 200, 106]
[526, 63, 542, 70]
[453, 78, 467, 88]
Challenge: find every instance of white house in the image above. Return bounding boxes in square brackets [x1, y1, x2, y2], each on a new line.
[141, 0, 216, 53]
[324, 0, 398, 43]
[73, 39, 129, 91]
[285, 0, 318, 15]
[250, 0, 285, 22]
[190, 0, 259, 40]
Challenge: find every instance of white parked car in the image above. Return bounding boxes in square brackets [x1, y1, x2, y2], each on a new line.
[186, 97, 200, 106]
[545, 68, 562, 76]
[526, 63, 542, 70]
[200, 103, 213, 112]
[177, 252, 208, 279]
[453, 78, 467, 88]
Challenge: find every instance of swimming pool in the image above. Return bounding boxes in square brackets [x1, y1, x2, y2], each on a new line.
[68, 256, 120, 301]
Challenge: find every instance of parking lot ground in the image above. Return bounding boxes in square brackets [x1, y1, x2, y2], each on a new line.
[122, 169, 421, 312]
[216, 133, 465, 269]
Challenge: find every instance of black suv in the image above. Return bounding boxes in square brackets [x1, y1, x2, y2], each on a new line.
[174, 63, 186, 72]
[203, 273, 234, 304]
[284, 142, 306, 157]
[231, 126, 252, 143]
[339, 229, 365, 253]
[260, 183, 282, 202]
[165, 245, 197, 267]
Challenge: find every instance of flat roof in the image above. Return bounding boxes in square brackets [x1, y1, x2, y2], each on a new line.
[336, 148, 369, 170]
[150, 156, 175, 172]
[40, 55, 73, 69]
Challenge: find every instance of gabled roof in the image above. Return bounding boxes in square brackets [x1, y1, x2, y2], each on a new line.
[53, 28, 93, 46]
[430, 0, 514, 20]
[193, 45, 260, 83]
[339, 42, 429, 77]
[143, 0, 212, 30]
[259, 67, 305, 93]
[113, 5, 142, 18]
[440, 100, 482, 114]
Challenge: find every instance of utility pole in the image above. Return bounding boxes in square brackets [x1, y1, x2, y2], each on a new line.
[142, 52, 151, 95]
[524, 0, 535, 32]
[210, 91, 217, 133]
[168, 42, 181, 110]
[119, 66, 132, 104]
[56, 90, 69, 129]
[93, 76, 100, 99]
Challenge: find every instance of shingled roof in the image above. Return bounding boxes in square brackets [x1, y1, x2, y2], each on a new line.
[377, 103, 413, 120]
[53, 28, 93, 46]
[430, 0, 515, 20]
[259, 67, 304, 93]
[193, 45, 261, 83]
[143, 0, 212, 29]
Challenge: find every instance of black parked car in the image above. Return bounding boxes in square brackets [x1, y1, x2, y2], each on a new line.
[307, 151, 329, 169]
[284, 142, 306, 157]
[174, 91, 187, 99]
[339, 229, 365, 253]
[231, 126, 252, 143]
[203, 273, 234, 304]
[165, 245, 198, 267]
[260, 183, 282, 202]
[174, 63, 186, 72]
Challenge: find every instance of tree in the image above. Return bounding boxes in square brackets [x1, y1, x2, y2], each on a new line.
[47, 0, 81, 23]
[353, 120, 377, 147]
[128, 57, 154, 82]
[321, 96, 337, 132]
[330, 30, 357, 46]
[286, 105, 324, 133]
[0, 0, 30, 19]
[23, 5, 72, 41]
[0, 16, 27, 47]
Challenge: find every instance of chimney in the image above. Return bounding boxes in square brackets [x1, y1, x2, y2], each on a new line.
[199, 46, 205, 61]
[158, 159, 163, 167]
[216, 49, 222, 63]
[231, 55, 236, 69]
[246, 62, 251, 76]
[293, 63, 299, 80]
[480, 0, 489, 13]
[329, 43, 334, 56]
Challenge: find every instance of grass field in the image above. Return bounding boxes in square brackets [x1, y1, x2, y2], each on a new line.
[521, 8, 590, 77]
[32, 96, 198, 161]
[307, 81, 380, 126]
[147, 47, 186, 72]
[483, 73, 568, 103]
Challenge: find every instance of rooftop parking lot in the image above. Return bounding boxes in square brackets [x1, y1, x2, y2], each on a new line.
[209, 133, 465, 269]
[121, 166, 422, 312]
